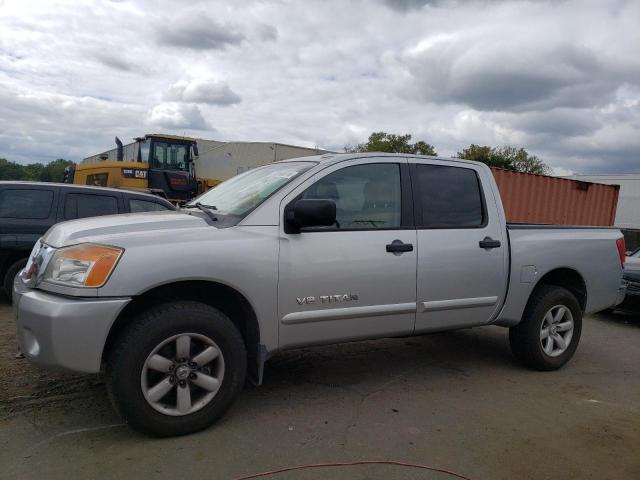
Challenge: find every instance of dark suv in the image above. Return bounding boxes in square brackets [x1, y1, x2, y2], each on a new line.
[1, 181, 175, 301]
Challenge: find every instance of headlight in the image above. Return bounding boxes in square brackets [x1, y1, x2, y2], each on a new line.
[43, 244, 124, 288]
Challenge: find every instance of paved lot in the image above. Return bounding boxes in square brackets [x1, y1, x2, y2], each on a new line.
[1, 296, 639, 480]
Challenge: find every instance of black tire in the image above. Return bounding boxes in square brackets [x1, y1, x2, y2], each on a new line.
[3, 258, 27, 304]
[106, 301, 247, 437]
[509, 285, 582, 371]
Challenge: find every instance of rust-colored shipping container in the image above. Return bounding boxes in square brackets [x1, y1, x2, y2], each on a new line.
[490, 168, 619, 226]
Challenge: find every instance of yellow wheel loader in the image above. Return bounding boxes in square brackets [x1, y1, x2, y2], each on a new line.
[64, 134, 204, 203]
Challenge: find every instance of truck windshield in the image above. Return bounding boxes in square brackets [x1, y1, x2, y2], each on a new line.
[151, 141, 190, 171]
[187, 161, 315, 216]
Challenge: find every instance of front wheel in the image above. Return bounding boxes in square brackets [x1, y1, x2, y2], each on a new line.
[509, 285, 582, 371]
[106, 301, 247, 436]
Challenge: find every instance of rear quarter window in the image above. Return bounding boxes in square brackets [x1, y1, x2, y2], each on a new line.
[0, 189, 54, 219]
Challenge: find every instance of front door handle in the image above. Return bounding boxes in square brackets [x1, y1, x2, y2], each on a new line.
[386, 239, 413, 254]
[479, 237, 501, 249]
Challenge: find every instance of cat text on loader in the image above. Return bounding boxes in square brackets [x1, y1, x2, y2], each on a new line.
[64, 134, 201, 203]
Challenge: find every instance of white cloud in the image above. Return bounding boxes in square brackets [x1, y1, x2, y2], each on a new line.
[165, 79, 241, 105]
[550, 166, 575, 177]
[146, 102, 210, 130]
[155, 15, 245, 50]
[0, 0, 639, 174]
[0, 80, 143, 163]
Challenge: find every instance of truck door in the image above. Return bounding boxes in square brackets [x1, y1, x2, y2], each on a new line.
[411, 160, 508, 332]
[278, 158, 417, 349]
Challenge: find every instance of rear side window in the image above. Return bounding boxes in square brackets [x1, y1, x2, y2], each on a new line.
[129, 199, 171, 213]
[64, 193, 118, 219]
[0, 189, 53, 219]
[415, 164, 484, 228]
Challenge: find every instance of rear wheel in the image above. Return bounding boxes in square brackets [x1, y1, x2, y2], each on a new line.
[509, 285, 582, 371]
[106, 301, 247, 436]
[3, 258, 27, 304]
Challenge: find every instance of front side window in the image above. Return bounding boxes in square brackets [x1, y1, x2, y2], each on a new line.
[188, 161, 315, 217]
[301, 163, 401, 230]
[0, 189, 53, 219]
[415, 164, 484, 228]
[151, 142, 189, 171]
[64, 194, 118, 219]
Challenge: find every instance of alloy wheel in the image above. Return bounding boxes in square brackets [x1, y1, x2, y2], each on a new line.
[539, 305, 574, 357]
[141, 333, 225, 416]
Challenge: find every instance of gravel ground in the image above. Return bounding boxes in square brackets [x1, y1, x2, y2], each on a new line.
[1, 296, 639, 480]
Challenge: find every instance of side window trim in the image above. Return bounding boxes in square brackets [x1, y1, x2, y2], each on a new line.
[116, 192, 126, 214]
[409, 162, 488, 230]
[56, 188, 67, 221]
[400, 163, 415, 228]
[124, 195, 134, 213]
[285, 161, 412, 232]
[63, 192, 77, 219]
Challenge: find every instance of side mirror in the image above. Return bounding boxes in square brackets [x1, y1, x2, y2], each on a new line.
[192, 143, 199, 157]
[285, 199, 336, 233]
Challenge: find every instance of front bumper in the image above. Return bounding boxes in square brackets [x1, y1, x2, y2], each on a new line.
[14, 276, 131, 373]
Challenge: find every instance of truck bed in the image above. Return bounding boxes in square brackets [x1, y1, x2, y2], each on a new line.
[494, 224, 624, 326]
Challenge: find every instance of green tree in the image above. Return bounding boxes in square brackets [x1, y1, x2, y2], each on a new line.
[0, 158, 75, 182]
[456, 144, 550, 175]
[23, 163, 46, 180]
[346, 131, 437, 156]
[0, 158, 26, 180]
[41, 158, 75, 182]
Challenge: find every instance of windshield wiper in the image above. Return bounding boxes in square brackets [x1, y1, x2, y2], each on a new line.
[185, 202, 218, 222]
[184, 203, 217, 210]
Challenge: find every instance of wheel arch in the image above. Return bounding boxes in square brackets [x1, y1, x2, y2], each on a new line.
[530, 267, 587, 312]
[102, 280, 263, 383]
[1, 251, 30, 281]
[2, 252, 30, 298]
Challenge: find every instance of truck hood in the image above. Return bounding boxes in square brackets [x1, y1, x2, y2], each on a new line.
[43, 211, 211, 248]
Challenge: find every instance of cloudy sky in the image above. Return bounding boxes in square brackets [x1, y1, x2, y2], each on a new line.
[0, 0, 638, 174]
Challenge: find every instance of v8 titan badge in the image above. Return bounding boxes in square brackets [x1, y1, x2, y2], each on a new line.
[296, 293, 359, 305]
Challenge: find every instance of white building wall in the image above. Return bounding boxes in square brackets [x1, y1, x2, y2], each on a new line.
[568, 174, 640, 230]
[194, 140, 326, 182]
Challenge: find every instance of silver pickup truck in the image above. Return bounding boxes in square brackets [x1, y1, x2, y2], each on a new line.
[14, 153, 626, 436]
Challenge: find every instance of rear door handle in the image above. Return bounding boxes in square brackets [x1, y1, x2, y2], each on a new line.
[386, 239, 413, 254]
[479, 237, 501, 249]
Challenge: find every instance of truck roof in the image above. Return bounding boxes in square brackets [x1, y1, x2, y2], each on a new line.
[145, 133, 198, 142]
[0, 180, 173, 202]
[279, 152, 484, 168]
